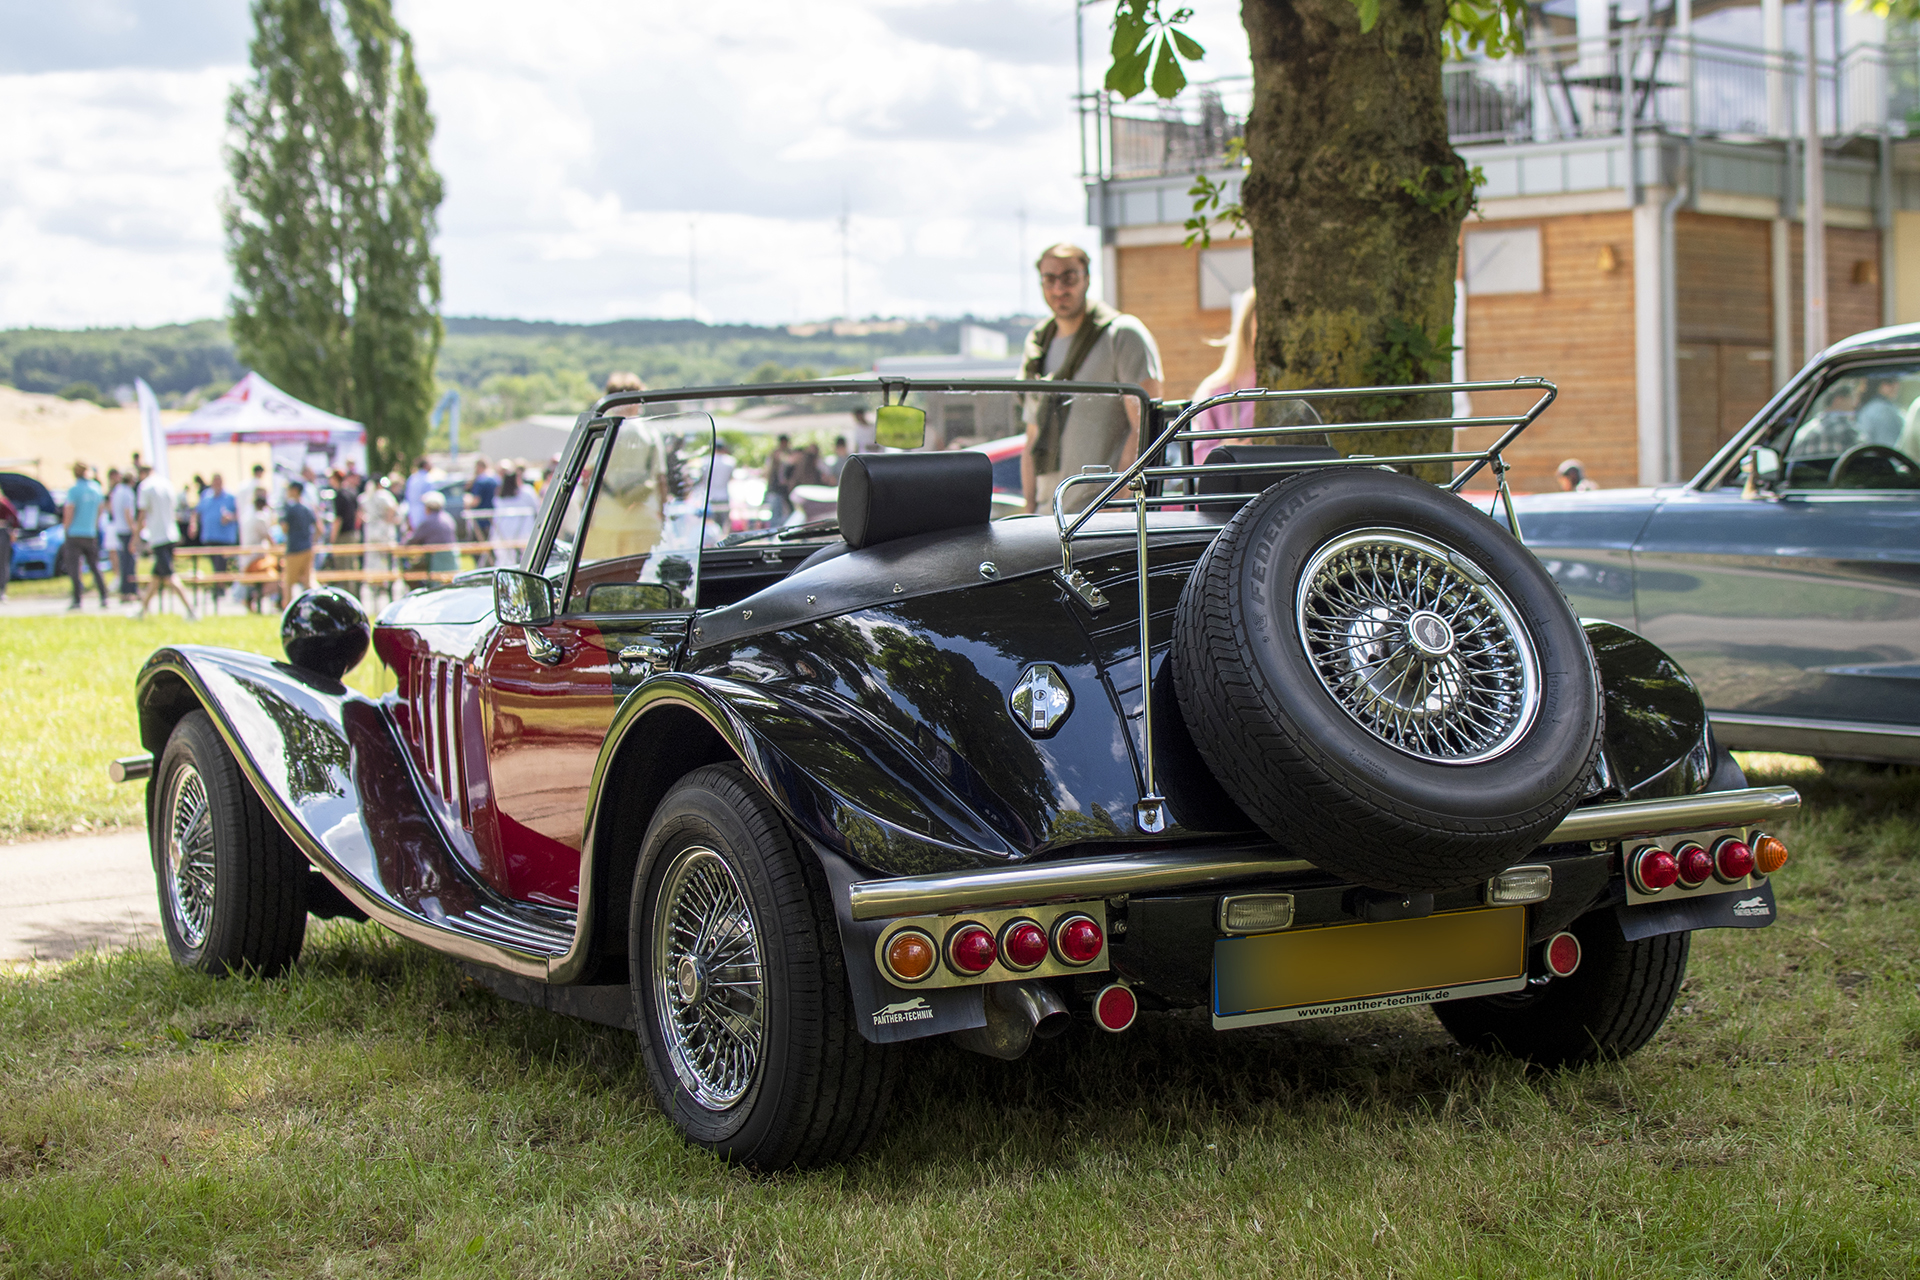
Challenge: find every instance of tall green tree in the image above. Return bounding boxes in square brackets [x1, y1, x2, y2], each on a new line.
[1111, 0, 1524, 465]
[225, 0, 443, 474]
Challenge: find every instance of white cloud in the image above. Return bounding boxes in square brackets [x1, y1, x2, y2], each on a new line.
[0, 0, 1253, 329]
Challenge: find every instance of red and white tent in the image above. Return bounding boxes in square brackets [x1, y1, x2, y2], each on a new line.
[165, 371, 364, 448]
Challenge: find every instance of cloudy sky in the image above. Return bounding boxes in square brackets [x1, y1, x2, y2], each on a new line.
[0, 0, 1252, 330]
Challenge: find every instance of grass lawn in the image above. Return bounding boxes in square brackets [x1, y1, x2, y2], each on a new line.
[0, 612, 393, 841]
[0, 618, 1915, 1274]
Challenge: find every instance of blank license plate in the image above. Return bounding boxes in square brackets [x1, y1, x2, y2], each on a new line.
[1213, 906, 1527, 1029]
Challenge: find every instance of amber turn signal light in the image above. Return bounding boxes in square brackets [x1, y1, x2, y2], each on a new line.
[1753, 832, 1790, 876]
[883, 929, 937, 983]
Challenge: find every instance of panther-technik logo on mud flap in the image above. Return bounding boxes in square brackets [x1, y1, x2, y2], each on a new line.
[872, 996, 934, 1027]
[1732, 895, 1772, 919]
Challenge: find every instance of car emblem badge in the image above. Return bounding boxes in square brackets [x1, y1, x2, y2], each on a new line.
[1406, 609, 1455, 659]
[1010, 664, 1073, 737]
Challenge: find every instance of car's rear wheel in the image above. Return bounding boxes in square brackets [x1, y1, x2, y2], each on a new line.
[1172, 468, 1603, 892]
[1432, 910, 1689, 1066]
[151, 710, 308, 976]
[629, 764, 896, 1170]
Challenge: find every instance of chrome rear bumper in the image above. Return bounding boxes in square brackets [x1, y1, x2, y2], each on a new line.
[846, 785, 1800, 921]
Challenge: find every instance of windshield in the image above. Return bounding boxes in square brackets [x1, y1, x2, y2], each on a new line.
[606, 382, 1150, 543]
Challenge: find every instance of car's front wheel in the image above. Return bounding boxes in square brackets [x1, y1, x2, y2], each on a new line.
[150, 710, 309, 976]
[1431, 910, 1690, 1067]
[629, 764, 896, 1169]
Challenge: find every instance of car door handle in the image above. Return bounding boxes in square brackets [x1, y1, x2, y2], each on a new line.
[524, 627, 564, 666]
[618, 639, 677, 673]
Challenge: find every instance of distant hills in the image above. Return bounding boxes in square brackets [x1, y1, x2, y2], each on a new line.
[0, 315, 1036, 431]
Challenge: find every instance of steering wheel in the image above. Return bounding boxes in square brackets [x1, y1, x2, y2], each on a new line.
[1827, 443, 1920, 489]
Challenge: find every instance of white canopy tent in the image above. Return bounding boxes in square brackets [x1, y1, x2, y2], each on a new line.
[165, 372, 368, 480]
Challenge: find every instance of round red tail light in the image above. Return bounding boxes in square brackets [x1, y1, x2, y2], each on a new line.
[883, 929, 936, 983]
[946, 923, 997, 975]
[1674, 842, 1713, 888]
[1544, 931, 1582, 978]
[1052, 914, 1104, 966]
[1630, 845, 1678, 894]
[999, 919, 1049, 971]
[1714, 837, 1755, 883]
[1093, 982, 1137, 1032]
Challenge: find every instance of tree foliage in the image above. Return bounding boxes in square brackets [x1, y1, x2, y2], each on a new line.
[225, 0, 443, 473]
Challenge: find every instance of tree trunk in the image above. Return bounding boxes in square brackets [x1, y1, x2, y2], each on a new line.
[1241, 0, 1463, 471]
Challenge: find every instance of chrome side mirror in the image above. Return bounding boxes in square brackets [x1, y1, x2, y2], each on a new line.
[494, 569, 554, 627]
[1741, 445, 1783, 500]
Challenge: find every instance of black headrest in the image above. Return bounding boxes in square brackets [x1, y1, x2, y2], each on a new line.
[838, 451, 993, 550]
[1199, 444, 1341, 511]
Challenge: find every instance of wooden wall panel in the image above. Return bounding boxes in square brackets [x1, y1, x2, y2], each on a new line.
[1785, 224, 1885, 358]
[1461, 211, 1639, 492]
[1114, 241, 1245, 399]
[1677, 214, 1771, 345]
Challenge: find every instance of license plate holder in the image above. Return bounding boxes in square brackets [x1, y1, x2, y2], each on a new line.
[1212, 906, 1527, 1029]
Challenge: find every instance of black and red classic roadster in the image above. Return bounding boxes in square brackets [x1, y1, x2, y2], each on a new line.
[117, 377, 1799, 1168]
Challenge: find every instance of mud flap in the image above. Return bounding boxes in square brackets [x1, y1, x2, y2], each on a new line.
[1617, 879, 1776, 941]
[810, 840, 987, 1045]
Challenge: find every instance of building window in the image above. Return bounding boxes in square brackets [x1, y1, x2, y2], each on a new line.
[1464, 227, 1543, 295]
[1199, 245, 1254, 311]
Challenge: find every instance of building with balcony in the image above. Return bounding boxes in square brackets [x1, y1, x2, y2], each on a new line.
[1080, 2, 1920, 490]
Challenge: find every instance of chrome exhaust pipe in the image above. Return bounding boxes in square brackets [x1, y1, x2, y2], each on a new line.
[948, 980, 1072, 1061]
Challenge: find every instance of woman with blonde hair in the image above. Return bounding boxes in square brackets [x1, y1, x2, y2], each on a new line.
[1189, 287, 1257, 462]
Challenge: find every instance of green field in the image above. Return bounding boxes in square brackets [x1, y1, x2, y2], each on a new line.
[0, 616, 1915, 1275]
[0, 612, 392, 841]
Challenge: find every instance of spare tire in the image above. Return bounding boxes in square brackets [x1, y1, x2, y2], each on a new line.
[1172, 468, 1600, 892]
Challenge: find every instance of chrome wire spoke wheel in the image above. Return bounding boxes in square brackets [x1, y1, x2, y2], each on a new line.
[651, 846, 765, 1111]
[1295, 529, 1540, 765]
[164, 763, 218, 948]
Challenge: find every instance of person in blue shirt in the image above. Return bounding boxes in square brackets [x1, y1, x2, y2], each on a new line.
[194, 473, 240, 574]
[62, 461, 109, 610]
[280, 480, 317, 604]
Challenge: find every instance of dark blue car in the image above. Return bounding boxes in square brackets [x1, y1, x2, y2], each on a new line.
[2, 473, 67, 580]
[1511, 325, 1920, 766]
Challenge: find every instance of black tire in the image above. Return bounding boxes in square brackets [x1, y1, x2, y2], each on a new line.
[150, 710, 308, 976]
[1432, 909, 1690, 1067]
[1172, 468, 1602, 892]
[629, 764, 897, 1170]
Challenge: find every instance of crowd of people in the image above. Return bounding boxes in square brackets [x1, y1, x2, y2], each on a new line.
[49, 450, 548, 619]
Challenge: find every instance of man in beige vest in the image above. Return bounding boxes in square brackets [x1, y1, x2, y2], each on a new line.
[1019, 243, 1163, 514]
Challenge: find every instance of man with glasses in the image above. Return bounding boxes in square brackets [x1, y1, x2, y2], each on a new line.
[1018, 243, 1162, 514]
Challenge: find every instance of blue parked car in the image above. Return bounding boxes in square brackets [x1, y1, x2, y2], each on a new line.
[1510, 324, 1920, 766]
[2, 473, 66, 580]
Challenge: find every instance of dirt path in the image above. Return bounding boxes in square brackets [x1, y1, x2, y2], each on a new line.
[0, 829, 159, 962]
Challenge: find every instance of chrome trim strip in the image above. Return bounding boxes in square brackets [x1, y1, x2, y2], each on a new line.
[847, 787, 1800, 921]
[1544, 786, 1800, 845]
[849, 851, 1314, 922]
[1711, 712, 1920, 763]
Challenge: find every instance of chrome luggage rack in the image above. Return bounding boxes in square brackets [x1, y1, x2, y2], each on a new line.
[1045, 377, 1559, 834]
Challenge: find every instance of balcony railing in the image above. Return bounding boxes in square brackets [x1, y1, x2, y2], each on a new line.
[1448, 31, 1920, 145]
[1081, 35, 1920, 183]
